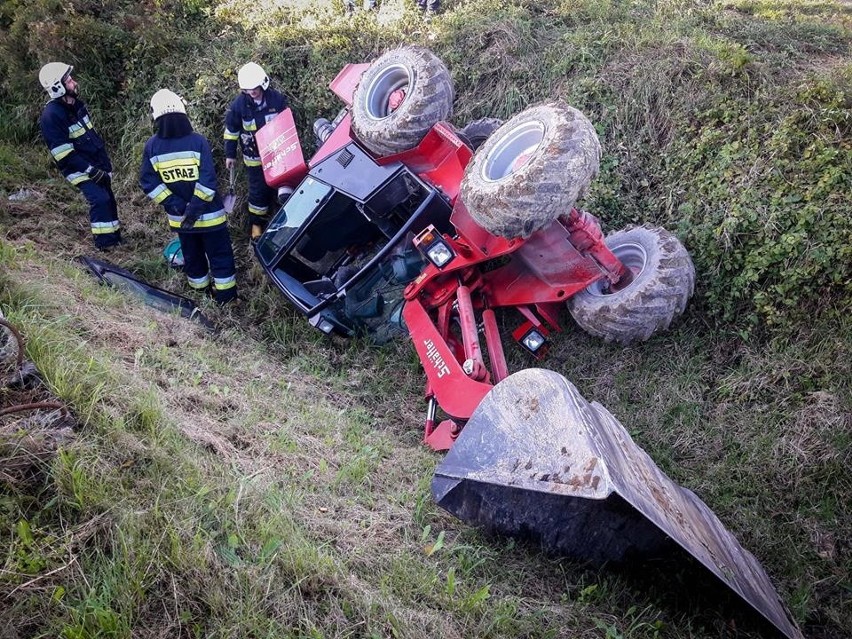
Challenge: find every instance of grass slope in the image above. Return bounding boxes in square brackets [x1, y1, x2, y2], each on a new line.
[1, 0, 850, 638]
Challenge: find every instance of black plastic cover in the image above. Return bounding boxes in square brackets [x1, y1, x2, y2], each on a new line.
[77, 256, 212, 328]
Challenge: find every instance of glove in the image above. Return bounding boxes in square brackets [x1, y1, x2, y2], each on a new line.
[87, 167, 110, 186]
[180, 203, 201, 230]
[247, 213, 269, 241]
[166, 205, 195, 231]
[180, 214, 197, 231]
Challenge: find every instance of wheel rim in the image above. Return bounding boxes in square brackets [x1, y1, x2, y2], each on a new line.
[363, 64, 411, 119]
[586, 242, 647, 296]
[480, 121, 544, 182]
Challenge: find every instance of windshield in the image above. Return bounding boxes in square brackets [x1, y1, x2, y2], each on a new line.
[256, 177, 332, 265]
[290, 191, 380, 277]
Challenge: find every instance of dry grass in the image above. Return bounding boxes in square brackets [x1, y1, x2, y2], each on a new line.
[1, 0, 850, 637]
[3, 204, 849, 636]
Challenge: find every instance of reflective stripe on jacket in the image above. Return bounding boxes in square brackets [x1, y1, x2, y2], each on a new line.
[39, 99, 112, 184]
[223, 88, 288, 166]
[139, 132, 227, 233]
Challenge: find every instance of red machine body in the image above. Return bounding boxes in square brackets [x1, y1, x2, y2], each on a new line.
[255, 60, 630, 452]
[329, 63, 372, 105]
[376, 123, 472, 203]
[402, 202, 622, 450]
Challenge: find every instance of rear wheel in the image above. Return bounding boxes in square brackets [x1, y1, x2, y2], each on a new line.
[352, 46, 454, 156]
[459, 102, 601, 239]
[457, 117, 503, 151]
[567, 226, 695, 344]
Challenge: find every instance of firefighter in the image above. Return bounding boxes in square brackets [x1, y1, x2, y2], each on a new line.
[344, 0, 377, 12]
[224, 62, 288, 241]
[38, 62, 122, 250]
[416, 0, 438, 15]
[140, 89, 237, 305]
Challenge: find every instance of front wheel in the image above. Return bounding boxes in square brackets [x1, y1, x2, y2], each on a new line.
[567, 226, 695, 344]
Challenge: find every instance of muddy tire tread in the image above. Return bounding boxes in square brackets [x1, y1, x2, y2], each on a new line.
[460, 103, 601, 238]
[352, 47, 454, 156]
[567, 226, 695, 344]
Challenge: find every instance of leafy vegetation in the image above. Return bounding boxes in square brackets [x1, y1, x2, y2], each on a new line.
[1, 0, 850, 637]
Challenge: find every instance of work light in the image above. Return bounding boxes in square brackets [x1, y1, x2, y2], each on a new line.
[310, 313, 335, 334]
[414, 226, 456, 269]
[520, 328, 547, 354]
[512, 321, 550, 359]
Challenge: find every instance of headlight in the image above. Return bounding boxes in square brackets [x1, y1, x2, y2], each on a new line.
[520, 328, 547, 354]
[310, 313, 335, 334]
[426, 241, 454, 268]
[414, 225, 456, 269]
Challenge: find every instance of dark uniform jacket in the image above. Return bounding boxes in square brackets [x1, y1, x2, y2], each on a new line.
[223, 88, 288, 166]
[40, 98, 112, 185]
[139, 132, 226, 233]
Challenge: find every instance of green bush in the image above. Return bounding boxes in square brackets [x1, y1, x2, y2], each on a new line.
[663, 65, 852, 332]
[0, 0, 216, 144]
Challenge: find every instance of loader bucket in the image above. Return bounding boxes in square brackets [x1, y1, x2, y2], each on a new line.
[432, 369, 803, 639]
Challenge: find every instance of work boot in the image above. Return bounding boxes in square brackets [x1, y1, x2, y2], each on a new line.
[214, 289, 239, 306]
[95, 232, 123, 252]
[251, 224, 264, 241]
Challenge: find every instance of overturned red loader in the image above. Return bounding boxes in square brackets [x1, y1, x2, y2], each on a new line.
[254, 48, 694, 450]
[253, 47, 803, 638]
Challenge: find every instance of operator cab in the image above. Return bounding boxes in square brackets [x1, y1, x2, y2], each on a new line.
[254, 141, 453, 337]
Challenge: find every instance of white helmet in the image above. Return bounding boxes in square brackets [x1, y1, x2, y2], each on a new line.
[39, 62, 73, 99]
[150, 89, 187, 120]
[238, 62, 270, 91]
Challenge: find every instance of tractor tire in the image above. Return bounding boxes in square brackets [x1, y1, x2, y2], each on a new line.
[352, 46, 454, 157]
[457, 117, 503, 151]
[459, 102, 601, 239]
[567, 226, 695, 344]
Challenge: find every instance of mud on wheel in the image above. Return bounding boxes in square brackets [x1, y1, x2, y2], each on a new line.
[352, 47, 454, 157]
[568, 226, 695, 344]
[460, 102, 601, 239]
